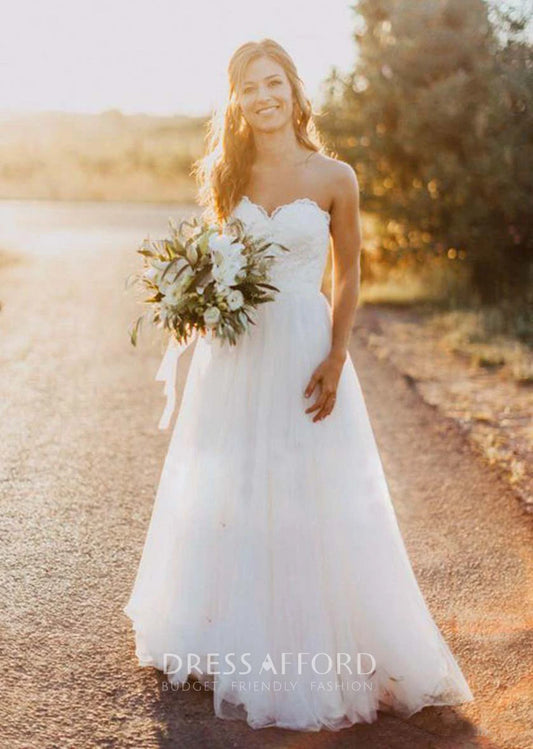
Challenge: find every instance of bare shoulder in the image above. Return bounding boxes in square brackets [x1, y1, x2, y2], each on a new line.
[310, 153, 359, 211]
[324, 156, 358, 198]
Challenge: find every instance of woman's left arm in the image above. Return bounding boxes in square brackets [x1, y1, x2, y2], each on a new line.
[328, 161, 362, 362]
[304, 162, 362, 422]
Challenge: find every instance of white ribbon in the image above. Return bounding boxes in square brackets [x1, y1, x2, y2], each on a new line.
[155, 332, 198, 429]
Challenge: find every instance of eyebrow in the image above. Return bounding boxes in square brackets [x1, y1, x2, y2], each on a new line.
[242, 74, 282, 86]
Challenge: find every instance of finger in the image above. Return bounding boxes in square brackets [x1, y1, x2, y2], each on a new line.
[306, 387, 335, 415]
[305, 390, 328, 413]
[304, 368, 322, 398]
[304, 372, 320, 398]
[305, 399, 323, 414]
[313, 404, 331, 421]
[313, 393, 337, 421]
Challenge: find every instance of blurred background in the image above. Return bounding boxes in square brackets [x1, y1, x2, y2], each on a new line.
[0, 0, 532, 502]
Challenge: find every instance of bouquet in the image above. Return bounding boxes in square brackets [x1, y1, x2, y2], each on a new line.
[127, 213, 289, 347]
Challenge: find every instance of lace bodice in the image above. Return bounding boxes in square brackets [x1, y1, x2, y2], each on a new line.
[231, 196, 331, 296]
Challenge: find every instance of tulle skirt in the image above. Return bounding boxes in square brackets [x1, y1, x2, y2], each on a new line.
[123, 287, 474, 731]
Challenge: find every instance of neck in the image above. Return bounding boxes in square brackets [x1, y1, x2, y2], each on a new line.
[251, 122, 306, 168]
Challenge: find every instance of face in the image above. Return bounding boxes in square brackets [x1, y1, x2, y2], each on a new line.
[236, 55, 294, 133]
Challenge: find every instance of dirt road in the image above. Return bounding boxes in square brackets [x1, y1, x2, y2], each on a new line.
[0, 215, 531, 748]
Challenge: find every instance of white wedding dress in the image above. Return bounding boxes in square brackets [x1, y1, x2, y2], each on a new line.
[123, 195, 474, 731]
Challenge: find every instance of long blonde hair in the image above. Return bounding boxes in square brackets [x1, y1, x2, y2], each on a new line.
[191, 38, 325, 225]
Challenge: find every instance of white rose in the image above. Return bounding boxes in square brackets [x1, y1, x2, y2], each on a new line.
[208, 232, 234, 255]
[209, 234, 246, 265]
[203, 306, 221, 326]
[225, 243, 246, 267]
[212, 260, 239, 287]
[226, 289, 244, 311]
[228, 241, 245, 255]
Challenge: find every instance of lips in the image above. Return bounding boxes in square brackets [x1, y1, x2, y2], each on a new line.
[257, 105, 278, 114]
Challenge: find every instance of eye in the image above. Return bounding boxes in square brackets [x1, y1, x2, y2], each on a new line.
[269, 79, 282, 86]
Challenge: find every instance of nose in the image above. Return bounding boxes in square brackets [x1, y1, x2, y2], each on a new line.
[256, 98, 277, 114]
[255, 83, 275, 103]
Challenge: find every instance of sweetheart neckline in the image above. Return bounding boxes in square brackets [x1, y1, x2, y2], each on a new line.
[239, 195, 331, 225]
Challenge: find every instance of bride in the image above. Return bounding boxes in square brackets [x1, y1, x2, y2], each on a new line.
[123, 38, 474, 731]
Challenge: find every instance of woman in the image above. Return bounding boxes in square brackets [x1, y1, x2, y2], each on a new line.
[124, 38, 474, 732]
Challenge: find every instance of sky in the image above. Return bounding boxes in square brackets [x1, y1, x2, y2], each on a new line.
[0, 0, 357, 117]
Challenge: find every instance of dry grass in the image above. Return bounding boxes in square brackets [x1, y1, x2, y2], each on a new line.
[358, 304, 533, 507]
[432, 310, 533, 385]
[0, 111, 205, 203]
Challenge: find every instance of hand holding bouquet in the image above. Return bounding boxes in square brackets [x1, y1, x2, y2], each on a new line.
[127, 213, 288, 347]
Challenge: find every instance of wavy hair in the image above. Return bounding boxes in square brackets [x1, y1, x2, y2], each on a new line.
[191, 38, 325, 225]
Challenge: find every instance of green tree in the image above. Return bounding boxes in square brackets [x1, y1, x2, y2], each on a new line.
[318, 0, 533, 310]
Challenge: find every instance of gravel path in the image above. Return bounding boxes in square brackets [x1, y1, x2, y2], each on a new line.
[0, 228, 531, 749]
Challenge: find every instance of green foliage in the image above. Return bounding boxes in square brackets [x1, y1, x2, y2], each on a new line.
[317, 0, 533, 311]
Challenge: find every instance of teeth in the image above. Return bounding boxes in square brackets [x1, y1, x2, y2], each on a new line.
[258, 106, 277, 114]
